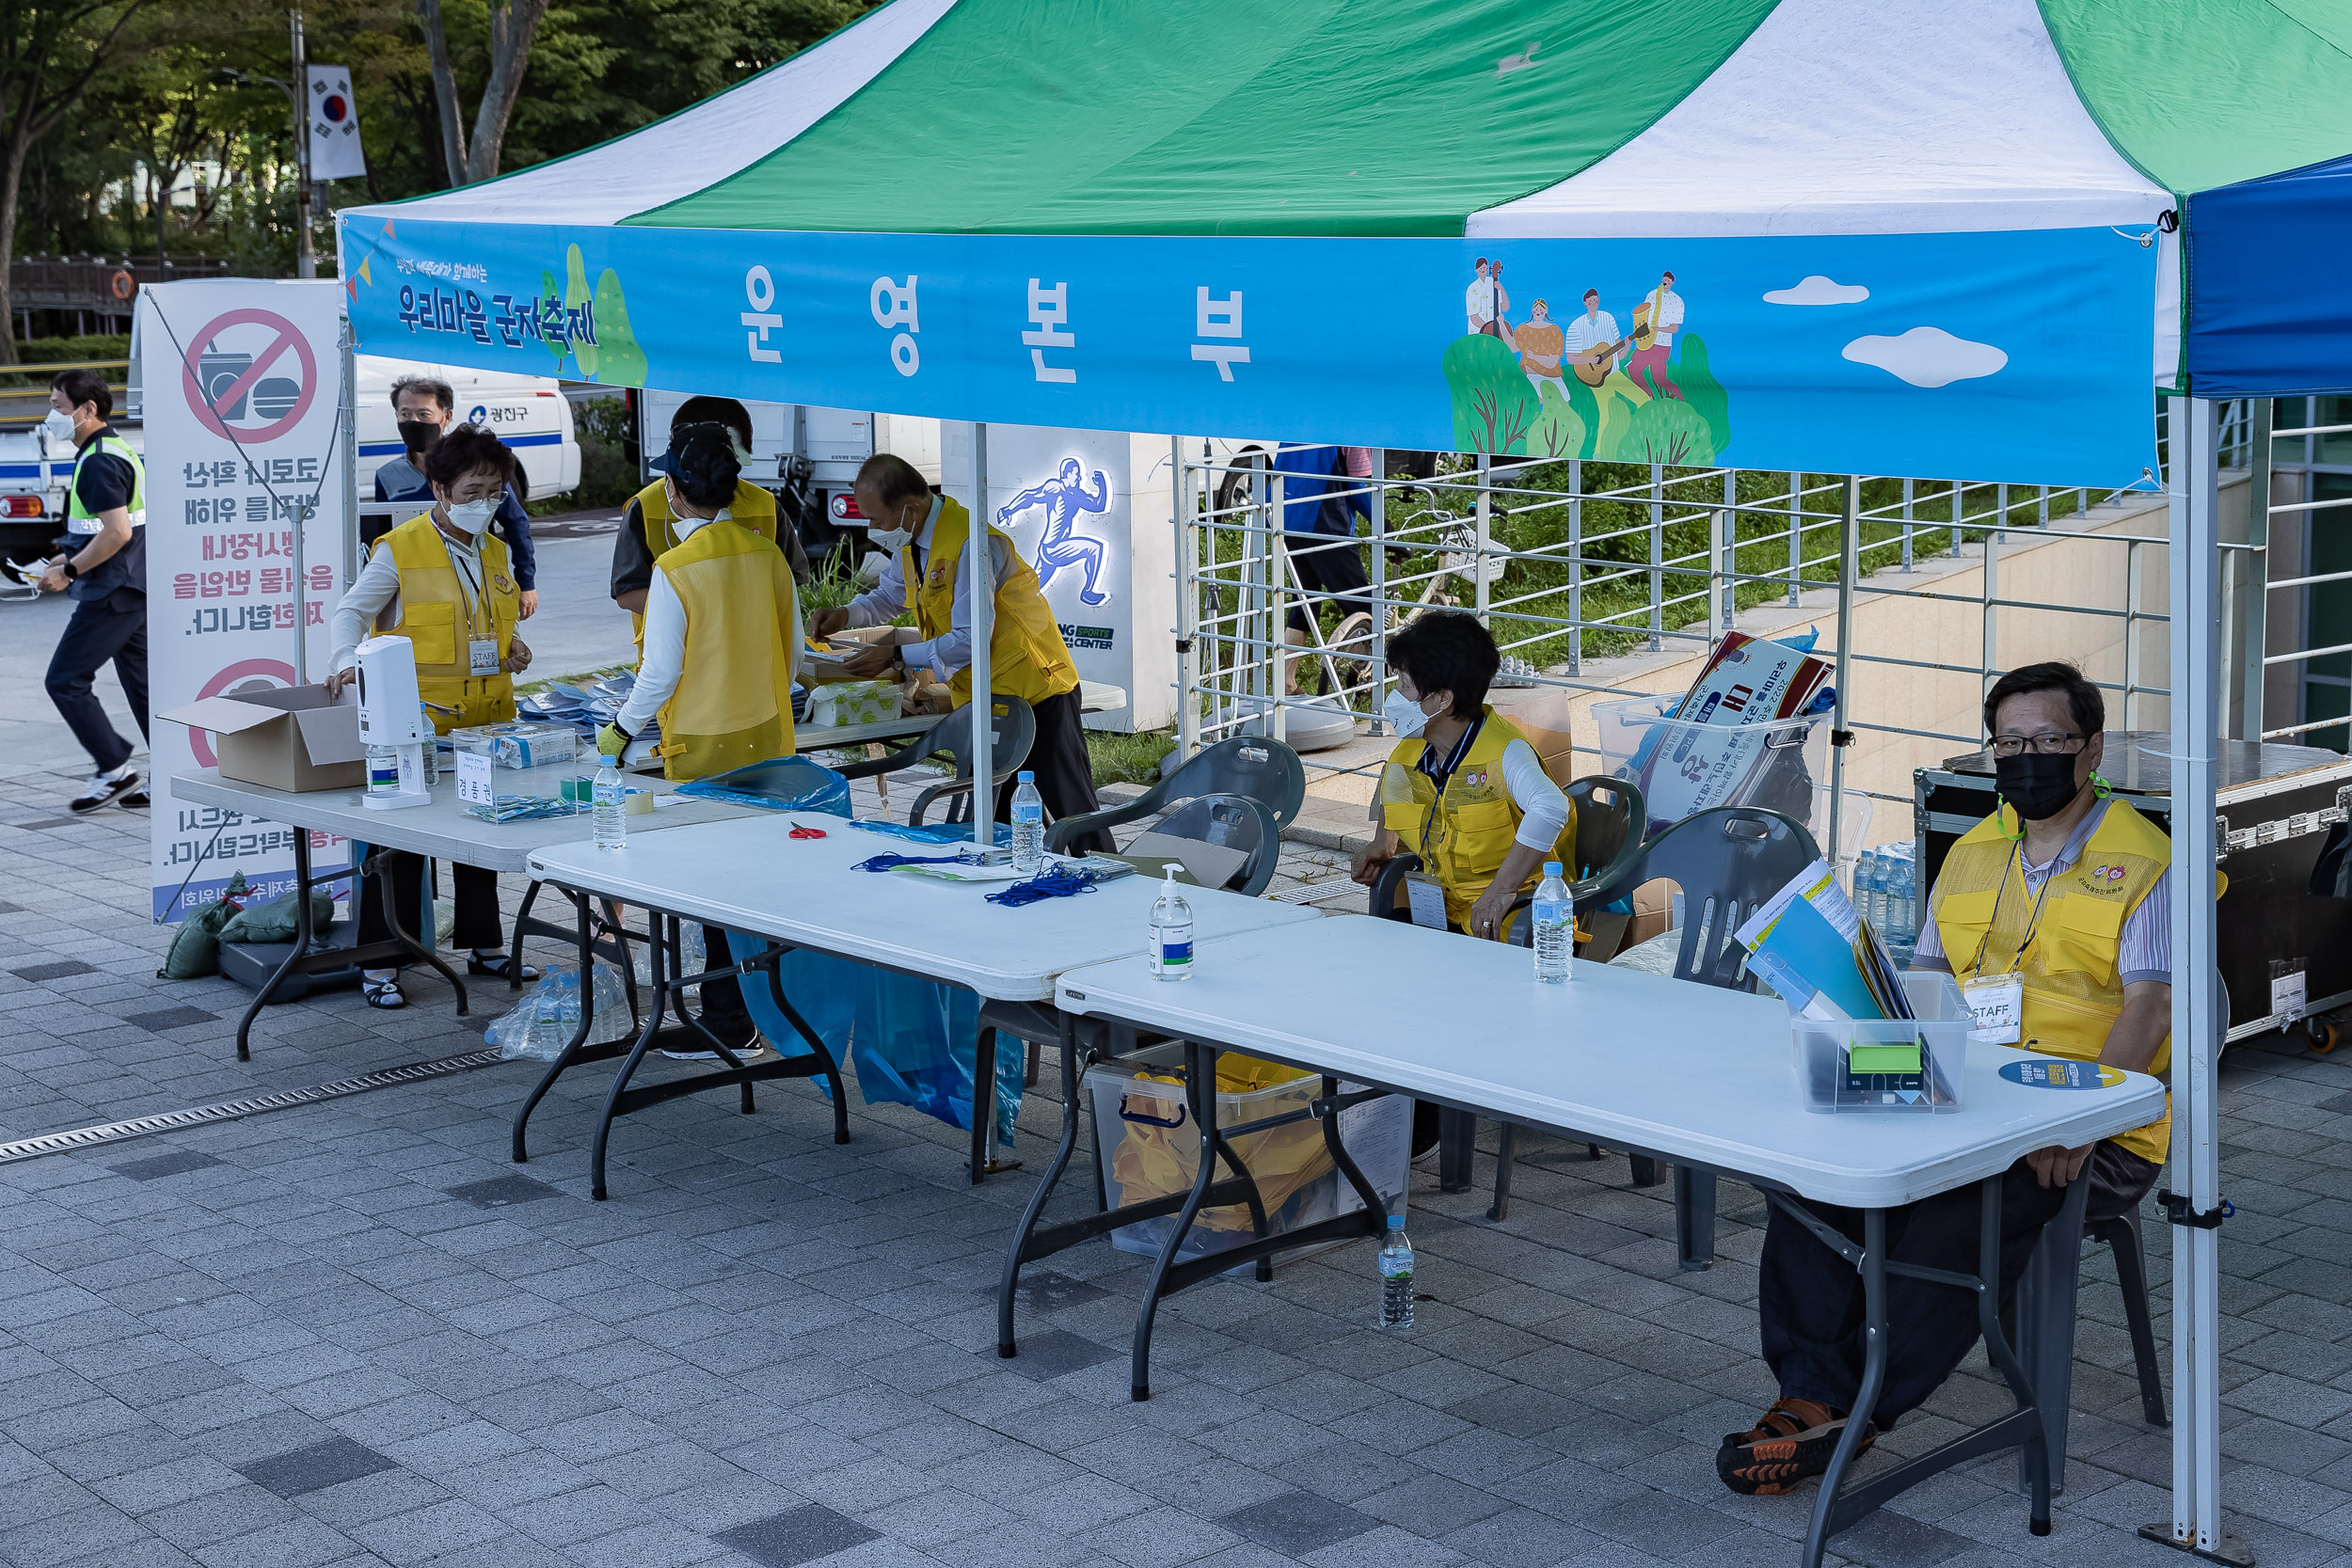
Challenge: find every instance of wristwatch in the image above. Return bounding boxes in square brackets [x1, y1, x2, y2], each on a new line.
[61, 561, 78, 581]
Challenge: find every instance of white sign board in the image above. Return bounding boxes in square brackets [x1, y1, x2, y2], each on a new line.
[139, 279, 352, 921]
[941, 423, 1174, 733]
[306, 67, 367, 182]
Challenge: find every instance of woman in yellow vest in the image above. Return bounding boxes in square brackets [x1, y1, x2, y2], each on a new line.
[608, 396, 800, 644]
[1720, 661, 2177, 1498]
[809, 451, 1111, 852]
[324, 424, 536, 1009]
[596, 423, 802, 1059]
[1350, 611, 1575, 940]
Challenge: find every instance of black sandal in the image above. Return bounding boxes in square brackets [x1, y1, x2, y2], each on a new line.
[360, 977, 407, 1010]
[468, 952, 539, 982]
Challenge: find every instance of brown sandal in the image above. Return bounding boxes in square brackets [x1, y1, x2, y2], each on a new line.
[1716, 1397, 1875, 1496]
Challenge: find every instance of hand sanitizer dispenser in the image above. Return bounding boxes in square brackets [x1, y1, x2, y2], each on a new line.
[356, 635, 432, 811]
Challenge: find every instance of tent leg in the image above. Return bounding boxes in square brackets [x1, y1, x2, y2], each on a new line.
[2141, 396, 2242, 1565]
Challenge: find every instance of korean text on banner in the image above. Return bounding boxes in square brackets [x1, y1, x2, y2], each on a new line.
[140, 279, 352, 922]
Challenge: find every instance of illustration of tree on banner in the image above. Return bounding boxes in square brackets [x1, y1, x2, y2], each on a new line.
[1443, 335, 1538, 455]
[1619, 396, 1715, 467]
[1676, 334, 1732, 458]
[1528, 382, 1587, 459]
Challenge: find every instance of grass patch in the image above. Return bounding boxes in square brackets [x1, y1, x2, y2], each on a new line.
[1088, 727, 1176, 788]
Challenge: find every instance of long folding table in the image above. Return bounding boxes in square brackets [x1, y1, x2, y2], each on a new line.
[523, 813, 1325, 1196]
[1048, 914, 2166, 1568]
[168, 765, 764, 1058]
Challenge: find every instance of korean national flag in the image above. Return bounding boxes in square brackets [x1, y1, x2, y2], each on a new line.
[307, 66, 367, 182]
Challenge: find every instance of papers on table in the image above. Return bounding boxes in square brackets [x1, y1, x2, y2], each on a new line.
[1734, 858, 1914, 1022]
[515, 673, 665, 762]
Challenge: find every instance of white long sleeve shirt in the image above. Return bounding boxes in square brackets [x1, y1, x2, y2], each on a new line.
[838, 495, 1015, 680]
[328, 518, 487, 674]
[616, 509, 803, 736]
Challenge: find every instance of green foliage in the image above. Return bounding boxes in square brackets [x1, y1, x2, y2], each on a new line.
[1618, 397, 1715, 467]
[1676, 334, 1731, 457]
[1527, 381, 1586, 459]
[1442, 334, 1538, 455]
[1088, 727, 1177, 788]
[17, 334, 131, 363]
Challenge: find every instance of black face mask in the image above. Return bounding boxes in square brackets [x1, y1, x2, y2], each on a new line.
[397, 420, 442, 454]
[1994, 751, 2085, 824]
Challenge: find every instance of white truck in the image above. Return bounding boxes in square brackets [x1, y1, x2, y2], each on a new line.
[355, 356, 580, 504]
[0, 420, 78, 593]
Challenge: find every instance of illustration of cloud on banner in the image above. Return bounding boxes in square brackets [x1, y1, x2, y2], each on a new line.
[1763, 276, 1869, 306]
[1841, 327, 2008, 388]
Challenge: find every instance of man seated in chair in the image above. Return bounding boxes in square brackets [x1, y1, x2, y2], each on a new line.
[1719, 660, 2172, 1497]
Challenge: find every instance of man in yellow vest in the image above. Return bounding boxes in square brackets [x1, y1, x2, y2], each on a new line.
[596, 423, 802, 1058]
[809, 452, 1111, 851]
[1721, 660, 2173, 1498]
[325, 424, 537, 1010]
[609, 396, 803, 641]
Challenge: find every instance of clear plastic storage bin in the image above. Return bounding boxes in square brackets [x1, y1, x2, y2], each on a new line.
[1087, 1052, 1410, 1268]
[449, 721, 579, 769]
[1590, 694, 1846, 846]
[1793, 970, 1969, 1114]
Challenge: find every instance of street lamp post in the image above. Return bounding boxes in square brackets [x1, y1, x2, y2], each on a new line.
[217, 10, 316, 279]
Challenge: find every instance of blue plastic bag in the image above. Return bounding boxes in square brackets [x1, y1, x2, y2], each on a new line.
[725, 939, 1022, 1147]
[675, 755, 852, 816]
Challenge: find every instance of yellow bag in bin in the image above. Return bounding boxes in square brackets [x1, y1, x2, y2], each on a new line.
[1109, 1057, 1331, 1233]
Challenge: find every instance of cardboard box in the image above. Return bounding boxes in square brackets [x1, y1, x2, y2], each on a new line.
[158, 686, 366, 791]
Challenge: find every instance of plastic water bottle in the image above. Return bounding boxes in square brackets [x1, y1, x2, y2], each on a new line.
[1856, 849, 1881, 931]
[417, 705, 439, 786]
[593, 763, 627, 851]
[1532, 861, 1572, 984]
[1889, 859, 1915, 951]
[1010, 770, 1045, 873]
[365, 744, 399, 797]
[1377, 1214, 1415, 1331]
[1149, 867, 1193, 981]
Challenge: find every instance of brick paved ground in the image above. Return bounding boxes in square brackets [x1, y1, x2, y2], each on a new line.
[2, 759, 2349, 1568]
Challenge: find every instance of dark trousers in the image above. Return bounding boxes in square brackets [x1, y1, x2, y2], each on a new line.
[46, 594, 149, 773]
[358, 854, 502, 953]
[994, 686, 1112, 854]
[1757, 1140, 2161, 1422]
[1285, 532, 1371, 634]
[698, 924, 751, 1042]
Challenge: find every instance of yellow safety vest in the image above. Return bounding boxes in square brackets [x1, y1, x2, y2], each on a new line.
[372, 514, 518, 735]
[652, 516, 800, 782]
[630, 478, 779, 647]
[1933, 798, 2173, 1164]
[908, 497, 1078, 707]
[1380, 708, 1577, 929]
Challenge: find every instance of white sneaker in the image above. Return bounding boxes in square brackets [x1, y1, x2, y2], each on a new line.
[70, 767, 139, 813]
[660, 1029, 769, 1063]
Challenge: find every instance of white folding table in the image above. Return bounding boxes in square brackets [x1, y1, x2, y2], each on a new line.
[168, 765, 764, 1058]
[524, 812, 1324, 1196]
[1049, 914, 2166, 1568]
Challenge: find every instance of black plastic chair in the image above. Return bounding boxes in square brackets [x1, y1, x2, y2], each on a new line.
[832, 695, 1036, 826]
[1048, 736, 1306, 852]
[1555, 806, 1820, 1266]
[1127, 794, 1283, 896]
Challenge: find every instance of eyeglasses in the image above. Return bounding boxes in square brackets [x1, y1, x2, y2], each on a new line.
[1989, 733, 2086, 758]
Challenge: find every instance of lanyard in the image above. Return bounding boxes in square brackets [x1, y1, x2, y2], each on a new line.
[1414, 714, 1485, 862]
[1965, 842, 2058, 980]
[440, 533, 492, 639]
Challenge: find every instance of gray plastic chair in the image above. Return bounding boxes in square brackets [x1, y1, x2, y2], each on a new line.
[1048, 736, 1305, 851]
[832, 696, 1035, 826]
[1601, 806, 1820, 1268]
[1130, 794, 1283, 897]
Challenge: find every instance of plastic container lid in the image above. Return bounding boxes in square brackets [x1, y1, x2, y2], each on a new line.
[1018, 770, 1035, 782]
[1543, 861, 1562, 876]
[1387, 1213, 1406, 1229]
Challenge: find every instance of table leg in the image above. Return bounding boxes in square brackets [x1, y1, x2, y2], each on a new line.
[971, 1022, 995, 1186]
[511, 889, 599, 1164]
[1130, 1037, 1225, 1402]
[232, 831, 313, 1063]
[507, 880, 542, 990]
[591, 909, 672, 1201]
[1000, 1013, 1084, 1359]
[761, 953, 850, 1147]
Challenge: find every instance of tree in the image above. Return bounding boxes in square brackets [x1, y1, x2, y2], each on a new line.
[415, 0, 548, 184]
[1618, 396, 1715, 467]
[1442, 334, 1538, 456]
[0, 0, 151, 362]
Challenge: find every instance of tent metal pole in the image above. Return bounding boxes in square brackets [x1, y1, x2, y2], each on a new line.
[969, 422, 993, 848]
[2149, 395, 2238, 1564]
[1368, 448, 1387, 722]
[1829, 477, 1857, 870]
[1172, 436, 1195, 763]
[2242, 399, 2272, 738]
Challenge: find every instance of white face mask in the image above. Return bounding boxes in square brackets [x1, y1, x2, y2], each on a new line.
[866, 499, 920, 553]
[445, 498, 499, 536]
[42, 409, 74, 442]
[1384, 689, 1437, 738]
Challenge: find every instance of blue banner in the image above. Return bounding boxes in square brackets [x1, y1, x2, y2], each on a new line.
[2187, 153, 2352, 399]
[340, 215, 2158, 485]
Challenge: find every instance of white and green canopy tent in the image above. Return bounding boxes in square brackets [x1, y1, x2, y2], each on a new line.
[340, 1, 2352, 1556]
